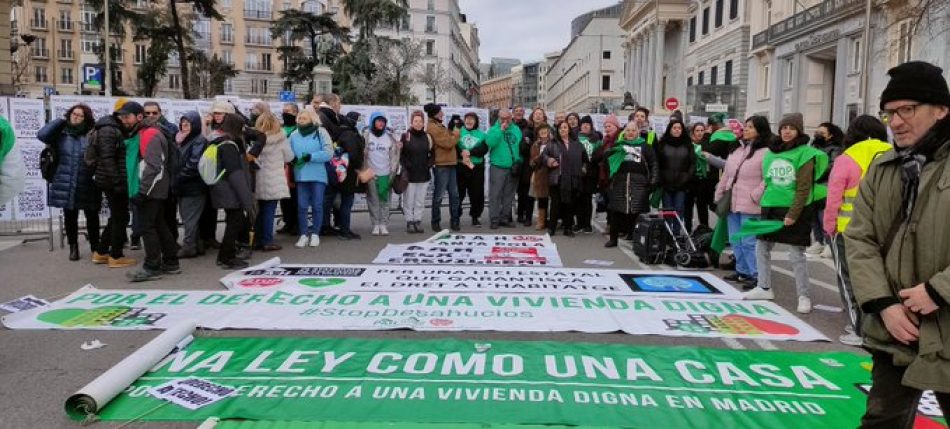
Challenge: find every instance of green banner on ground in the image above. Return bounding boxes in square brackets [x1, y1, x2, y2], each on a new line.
[98, 337, 878, 427]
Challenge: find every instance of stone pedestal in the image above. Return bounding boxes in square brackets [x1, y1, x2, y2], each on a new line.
[312, 64, 333, 96]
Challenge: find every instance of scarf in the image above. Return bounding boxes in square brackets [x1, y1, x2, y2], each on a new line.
[895, 122, 949, 222]
[65, 122, 91, 136]
[298, 124, 317, 137]
[282, 113, 297, 127]
[607, 135, 645, 178]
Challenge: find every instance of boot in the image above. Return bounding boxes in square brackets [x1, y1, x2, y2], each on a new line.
[69, 244, 80, 261]
[535, 208, 547, 231]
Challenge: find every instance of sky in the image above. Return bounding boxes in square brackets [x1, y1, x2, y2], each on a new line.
[458, 0, 621, 64]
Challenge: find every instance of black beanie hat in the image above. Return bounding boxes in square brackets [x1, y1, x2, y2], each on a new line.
[880, 61, 950, 109]
[580, 115, 594, 127]
[423, 103, 441, 118]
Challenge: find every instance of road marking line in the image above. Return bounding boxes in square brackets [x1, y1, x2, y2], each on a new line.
[753, 339, 778, 350]
[721, 338, 746, 349]
[770, 265, 837, 293]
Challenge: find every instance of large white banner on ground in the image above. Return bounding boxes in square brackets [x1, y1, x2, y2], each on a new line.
[1, 285, 827, 341]
[219, 258, 745, 300]
[374, 233, 563, 266]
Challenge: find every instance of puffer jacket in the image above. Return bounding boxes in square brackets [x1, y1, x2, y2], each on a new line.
[714, 141, 767, 215]
[428, 117, 458, 167]
[846, 123, 950, 392]
[255, 131, 294, 200]
[607, 138, 658, 215]
[529, 138, 551, 199]
[209, 136, 254, 210]
[176, 112, 208, 198]
[38, 119, 99, 210]
[290, 127, 334, 183]
[85, 114, 127, 196]
[336, 117, 366, 193]
[656, 137, 695, 190]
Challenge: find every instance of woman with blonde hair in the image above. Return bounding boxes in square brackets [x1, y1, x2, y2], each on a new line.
[253, 112, 295, 251]
[290, 109, 333, 247]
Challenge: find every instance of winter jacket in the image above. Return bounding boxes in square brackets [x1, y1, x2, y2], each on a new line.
[516, 119, 533, 186]
[596, 132, 618, 192]
[131, 117, 173, 200]
[37, 119, 100, 210]
[486, 121, 523, 169]
[714, 141, 767, 215]
[0, 117, 25, 205]
[822, 139, 892, 236]
[400, 129, 433, 183]
[428, 117, 458, 167]
[458, 126, 488, 166]
[702, 128, 738, 180]
[209, 136, 254, 210]
[607, 136, 658, 215]
[255, 131, 294, 201]
[290, 127, 334, 183]
[335, 117, 366, 193]
[656, 137, 695, 190]
[363, 112, 401, 177]
[541, 138, 588, 204]
[317, 106, 344, 142]
[176, 112, 209, 198]
[529, 138, 551, 199]
[85, 114, 128, 196]
[845, 127, 950, 391]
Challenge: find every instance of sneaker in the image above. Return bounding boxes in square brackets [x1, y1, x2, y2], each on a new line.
[839, 332, 863, 346]
[372, 225, 381, 236]
[723, 273, 748, 282]
[379, 225, 390, 236]
[805, 243, 824, 255]
[820, 246, 833, 259]
[797, 296, 813, 314]
[450, 222, 461, 232]
[262, 244, 282, 252]
[127, 268, 162, 282]
[296, 235, 309, 248]
[309, 235, 321, 247]
[432, 223, 442, 232]
[472, 218, 482, 227]
[92, 252, 109, 264]
[743, 287, 774, 300]
[219, 259, 249, 269]
[339, 231, 362, 240]
[107, 256, 137, 268]
[604, 239, 618, 248]
[161, 264, 182, 275]
[177, 247, 198, 259]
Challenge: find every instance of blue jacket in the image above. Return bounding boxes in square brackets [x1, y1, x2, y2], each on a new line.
[176, 111, 208, 197]
[38, 119, 99, 210]
[290, 127, 333, 183]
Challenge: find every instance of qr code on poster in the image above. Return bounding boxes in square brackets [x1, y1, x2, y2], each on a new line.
[12, 108, 42, 138]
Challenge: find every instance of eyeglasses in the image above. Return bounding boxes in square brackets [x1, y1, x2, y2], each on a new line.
[144, 111, 161, 116]
[879, 104, 921, 124]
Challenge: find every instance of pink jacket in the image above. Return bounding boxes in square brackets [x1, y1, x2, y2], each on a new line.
[822, 155, 862, 237]
[714, 142, 766, 215]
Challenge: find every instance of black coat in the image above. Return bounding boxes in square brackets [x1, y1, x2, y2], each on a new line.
[38, 119, 100, 210]
[336, 118, 366, 193]
[608, 142, 658, 215]
[176, 112, 209, 198]
[86, 115, 127, 196]
[656, 138, 695, 190]
[209, 136, 253, 210]
[400, 129, 432, 183]
[540, 138, 588, 204]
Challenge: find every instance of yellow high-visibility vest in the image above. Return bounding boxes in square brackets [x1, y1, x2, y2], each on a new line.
[837, 139, 892, 233]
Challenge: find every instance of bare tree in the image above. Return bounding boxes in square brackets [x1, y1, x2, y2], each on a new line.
[418, 59, 453, 104]
[370, 38, 424, 105]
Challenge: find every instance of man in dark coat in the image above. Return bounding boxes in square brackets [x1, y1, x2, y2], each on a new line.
[87, 109, 135, 267]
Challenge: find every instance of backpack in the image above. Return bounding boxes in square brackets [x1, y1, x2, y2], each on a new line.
[198, 140, 237, 185]
[39, 145, 58, 182]
[83, 128, 99, 169]
[165, 136, 181, 195]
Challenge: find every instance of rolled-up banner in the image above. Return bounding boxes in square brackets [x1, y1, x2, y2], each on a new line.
[64, 319, 197, 420]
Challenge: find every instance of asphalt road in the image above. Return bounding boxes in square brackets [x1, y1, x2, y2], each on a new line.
[0, 209, 860, 428]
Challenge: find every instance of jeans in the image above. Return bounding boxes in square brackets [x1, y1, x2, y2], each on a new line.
[861, 351, 950, 429]
[489, 166, 517, 224]
[830, 234, 861, 335]
[402, 182, 428, 223]
[256, 200, 279, 246]
[323, 185, 355, 233]
[178, 194, 205, 251]
[755, 240, 809, 297]
[431, 166, 460, 226]
[97, 192, 128, 258]
[297, 181, 326, 235]
[63, 208, 100, 249]
[727, 212, 758, 278]
[139, 198, 178, 271]
[219, 208, 248, 263]
[662, 189, 688, 234]
[458, 165, 485, 219]
[366, 176, 392, 227]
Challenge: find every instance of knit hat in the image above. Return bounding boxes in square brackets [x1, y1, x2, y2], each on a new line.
[211, 100, 235, 114]
[115, 101, 144, 116]
[113, 97, 130, 112]
[580, 115, 594, 127]
[778, 112, 805, 135]
[708, 112, 726, 126]
[880, 61, 950, 109]
[423, 103, 441, 118]
[603, 114, 621, 130]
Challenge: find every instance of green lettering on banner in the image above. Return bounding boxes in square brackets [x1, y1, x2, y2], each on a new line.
[94, 337, 898, 428]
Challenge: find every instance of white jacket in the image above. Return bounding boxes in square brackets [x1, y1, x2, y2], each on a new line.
[254, 131, 294, 201]
[0, 141, 25, 206]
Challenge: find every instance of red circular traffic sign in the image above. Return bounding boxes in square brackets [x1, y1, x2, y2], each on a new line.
[665, 97, 680, 111]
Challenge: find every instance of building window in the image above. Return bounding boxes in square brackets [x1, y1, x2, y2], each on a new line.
[689, 16, 696, 42]
[602, 50, 611, 60]
[427, 0, 434, 10]
[58, 10, 72, 31]
[759, 63, 770, 99]
[32, 8, 46, 29]
[426, 16, 436, 33]
[715, 0, 724, 28]
[251, 79, 269, 94]
[602, 75, 611, 91]
[81, 37, 98, 54]
[262, 53, 272, 71]
[135, 44, 147, 64]
[59, 39, 72, 59]
[426, 63, 435, 76]
[702, 7, 709, 35]
[784, 58, 794, 88]
[687, 76, 694, 87]
[222, 50, 232, 65]
[724, 60, 732, 85]
[112, 43, 123, 63]
[850, 38, 862, 72]
[168, 74, 181, 89]
[401, 15, 410, 30]
[221, 23, 233, 43]
[32, 38, 48, 58]
[730, 0, 738, 19]
[34, 66, 48, 83]
[221, 0, 231, 6]
[115, 69, 123, 87]
[698, 71, 705, 85]
[426, 40, 435, 56]
[711, 66, 718, 85]
[246, 27, 271, 45]
[224, 78, 233, 93]
[61, 68, 73, 84]
[898, 20, 913, 64]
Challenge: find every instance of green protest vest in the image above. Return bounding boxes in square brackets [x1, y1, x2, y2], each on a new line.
[760, 144, 829, 208]
[459, 128, 487, 165]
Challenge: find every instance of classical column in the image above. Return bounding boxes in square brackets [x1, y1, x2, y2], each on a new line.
[654, 21, 667, 110]
[647, 27, 655, 109]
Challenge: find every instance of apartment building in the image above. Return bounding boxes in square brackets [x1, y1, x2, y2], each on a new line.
[478, 73, 512, 111]
[684, 0, 751, 119]
[619, 0, 690, 116]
